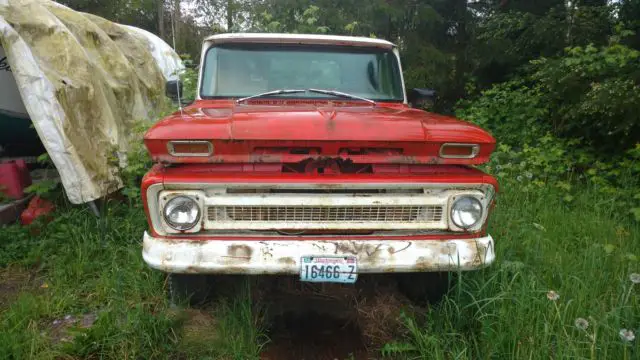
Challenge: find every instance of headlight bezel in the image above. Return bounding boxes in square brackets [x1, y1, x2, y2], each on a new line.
[163, 195, 201, 231]
[157, 191, 205, 233]
[448, 194, 486, 232]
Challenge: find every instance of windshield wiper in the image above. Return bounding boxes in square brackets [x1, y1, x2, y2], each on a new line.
[236, 89, 306, 104]
[308, 88, 376, 105]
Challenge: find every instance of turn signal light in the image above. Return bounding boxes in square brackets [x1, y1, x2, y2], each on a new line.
[439, 143, 479, 159]
[168, 141, 213, 156]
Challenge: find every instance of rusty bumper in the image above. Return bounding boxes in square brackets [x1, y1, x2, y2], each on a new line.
[142, 232, 495, 274]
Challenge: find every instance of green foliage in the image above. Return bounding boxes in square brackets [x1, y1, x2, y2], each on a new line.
[115, 122, 152, 205]
[459, 40, 640, 221]
[0, 202, 267, 359]
[255, 4, 333, 34]
[530, 44, 640, 152]
[178, 60, 199, 103]
[24, 153, 60, 200]
[24, 180, 59, 198]
[387, 184, 640, 359]
[472, 8, 568, 86]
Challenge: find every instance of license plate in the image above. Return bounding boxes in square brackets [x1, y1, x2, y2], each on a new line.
[299, 256, 358, 283]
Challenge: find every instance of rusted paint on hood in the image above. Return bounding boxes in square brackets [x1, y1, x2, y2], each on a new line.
[144, 100, 495, 165]
[145, 100, 493, 143]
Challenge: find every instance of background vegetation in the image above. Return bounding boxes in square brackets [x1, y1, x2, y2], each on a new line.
[1, 0, 639, 359]
[59, 0, 640, 219]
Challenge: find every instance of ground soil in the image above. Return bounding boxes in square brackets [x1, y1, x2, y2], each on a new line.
[256, 275, 414, 360]
[0, 266, 38, 309]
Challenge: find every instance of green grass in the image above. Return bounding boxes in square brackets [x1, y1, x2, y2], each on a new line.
[0, 202, 264, 360]
[384, 181, 640, 359]
[1, 182, 638, 359]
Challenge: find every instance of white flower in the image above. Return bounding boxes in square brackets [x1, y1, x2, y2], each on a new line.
[574, 318, 589, 331]
[533, 223, 546, 232]
[546, 290, 560, 301]
[630, 273, 640, 284]
[619, 329, 635, 342]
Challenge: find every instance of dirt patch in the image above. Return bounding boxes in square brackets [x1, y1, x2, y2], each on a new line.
[47, 313, 98, 344]
[0, 266, 38, 309]
[261, 310, 368, 360]
[257, 275, 415, 359]
[178, 308, 218, 344]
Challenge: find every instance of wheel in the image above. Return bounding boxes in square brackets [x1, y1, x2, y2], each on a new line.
[396, 272, 454, 305]
[168, 273, 215, 306]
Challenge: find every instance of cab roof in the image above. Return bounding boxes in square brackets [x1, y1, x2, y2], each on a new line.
[203, 33, 396, 49]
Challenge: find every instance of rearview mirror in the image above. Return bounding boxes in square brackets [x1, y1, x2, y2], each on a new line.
[408, 88, 437, 109]
[165, 80, 183, 102]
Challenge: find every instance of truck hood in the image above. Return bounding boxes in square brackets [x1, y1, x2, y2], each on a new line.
[144, 101, 495, 165]
[146, 102, 492, 143]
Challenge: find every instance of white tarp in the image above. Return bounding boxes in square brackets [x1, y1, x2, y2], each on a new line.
[0, 0, 182, 203]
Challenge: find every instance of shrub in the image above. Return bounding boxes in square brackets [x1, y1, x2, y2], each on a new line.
[530, 44, 640, 153]
[457, 43, 640, 221]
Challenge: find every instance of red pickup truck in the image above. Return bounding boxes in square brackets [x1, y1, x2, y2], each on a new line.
[141, 33, 497, 303]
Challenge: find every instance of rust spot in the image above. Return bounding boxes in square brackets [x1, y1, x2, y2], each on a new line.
[472, 244, 488, 266]
[440, 243, 457, 256]
[278, 257, 296, 266]
[217, 266, 248, 274]
[184, 266, 200, 274]
[225, 245, 253, 262]
[415, 256, 437, 271]
[427, 157, 442, 165]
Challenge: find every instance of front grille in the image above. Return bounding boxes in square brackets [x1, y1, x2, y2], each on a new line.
[207, 205, 443, 223]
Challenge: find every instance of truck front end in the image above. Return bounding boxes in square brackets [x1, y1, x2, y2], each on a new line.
[141, 34, 497, 294]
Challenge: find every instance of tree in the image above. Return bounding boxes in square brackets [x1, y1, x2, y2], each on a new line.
[157, 0, 165, 39]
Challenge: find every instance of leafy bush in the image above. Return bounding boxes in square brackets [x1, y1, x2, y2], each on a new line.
[530, 44, 640, 153]
[458, 43, 640, 220]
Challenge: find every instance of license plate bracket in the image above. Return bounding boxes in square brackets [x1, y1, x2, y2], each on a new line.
[299, 256, 358, 283]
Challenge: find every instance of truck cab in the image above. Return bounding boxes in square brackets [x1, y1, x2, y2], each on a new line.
[141, 33, 497, 302]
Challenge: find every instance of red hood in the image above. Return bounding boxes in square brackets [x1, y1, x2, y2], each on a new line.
[144, 100, 495, 165]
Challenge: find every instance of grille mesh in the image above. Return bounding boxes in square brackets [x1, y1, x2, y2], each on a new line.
[207, 205, 443, 223]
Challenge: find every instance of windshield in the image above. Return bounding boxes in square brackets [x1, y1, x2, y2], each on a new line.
[200, 44, 404, 101]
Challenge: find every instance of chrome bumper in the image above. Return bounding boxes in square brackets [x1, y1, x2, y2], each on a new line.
[142, 232, 495, 274]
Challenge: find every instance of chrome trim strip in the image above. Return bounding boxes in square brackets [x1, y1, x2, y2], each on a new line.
[167, 140, 213, 157]
[439, 143, 480, 159]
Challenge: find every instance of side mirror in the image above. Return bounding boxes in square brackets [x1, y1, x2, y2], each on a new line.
[165, 80, 183, 101]
[408, 88, 437, 109]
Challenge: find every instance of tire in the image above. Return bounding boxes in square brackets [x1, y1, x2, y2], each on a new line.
[167, 273, 215, 306]
[396, 272, 454, 305]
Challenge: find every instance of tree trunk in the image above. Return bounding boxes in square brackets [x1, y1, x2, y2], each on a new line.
[452, 0, 468, 101]
[226, 0, 233, 31]
[157, 0, 165, 39]
[173, 0, 181, 50]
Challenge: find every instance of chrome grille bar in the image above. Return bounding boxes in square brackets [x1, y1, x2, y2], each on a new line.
[208, 205, 443, 223]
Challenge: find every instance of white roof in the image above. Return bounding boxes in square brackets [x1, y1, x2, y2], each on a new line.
[204, 33, 396, 49]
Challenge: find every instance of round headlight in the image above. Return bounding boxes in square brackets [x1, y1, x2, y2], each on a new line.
[163, 196, 200, 230]
[451, 196, 483, 229]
